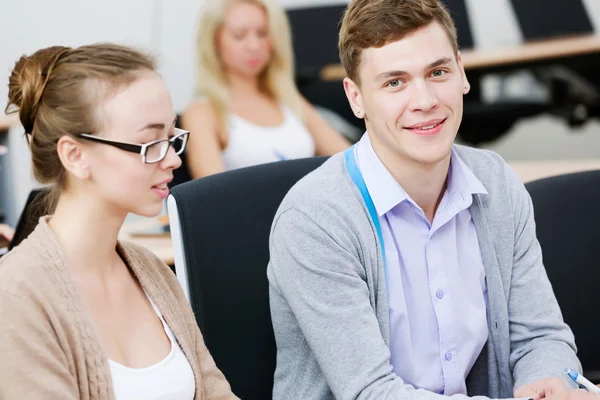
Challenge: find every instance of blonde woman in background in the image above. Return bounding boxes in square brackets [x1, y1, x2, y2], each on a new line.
[181, 0, 350, 178]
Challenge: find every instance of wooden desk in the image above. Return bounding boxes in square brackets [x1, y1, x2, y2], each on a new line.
[320, 34, 600, 81]
[511, 159, 600, 183]
[121, 159, 600, 265]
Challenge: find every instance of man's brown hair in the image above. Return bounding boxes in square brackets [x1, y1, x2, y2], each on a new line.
[339, 0, 458, 84]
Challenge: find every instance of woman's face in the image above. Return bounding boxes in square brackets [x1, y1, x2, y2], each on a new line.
[217, 2, 272, 79]
[81, 71, 182, 218]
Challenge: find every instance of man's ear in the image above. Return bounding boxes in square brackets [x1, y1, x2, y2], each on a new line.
[343, 77, 366, 120]
[56, 135, 91, 181]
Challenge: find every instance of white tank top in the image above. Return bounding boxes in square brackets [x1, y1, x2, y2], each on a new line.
[222, 105, 316, 170]
[109, 294, 195, 400]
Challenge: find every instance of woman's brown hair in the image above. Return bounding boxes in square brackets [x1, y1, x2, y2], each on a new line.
[5, 43, 156, 213]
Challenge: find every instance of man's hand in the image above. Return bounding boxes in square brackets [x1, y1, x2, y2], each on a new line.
[0, 224, 15, 248]
[547, 389, 599, 400]
[515, 378, 568, 400]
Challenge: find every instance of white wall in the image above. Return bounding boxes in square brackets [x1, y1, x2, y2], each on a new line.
[0, 0, 160, 113]
[0, 0, 160, 223]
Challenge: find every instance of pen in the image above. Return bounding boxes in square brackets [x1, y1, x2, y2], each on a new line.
[565, 368, 600, 394]
[273, 150, 288, 161]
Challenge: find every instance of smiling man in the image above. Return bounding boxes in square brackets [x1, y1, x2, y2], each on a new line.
[267, 1, 587, 400]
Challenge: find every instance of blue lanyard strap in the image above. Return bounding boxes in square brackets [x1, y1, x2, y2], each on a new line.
[343, 147, 387, 282]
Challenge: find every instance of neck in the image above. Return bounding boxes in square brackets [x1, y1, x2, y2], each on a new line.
[227, 71, 262, 99]
[370, 136, 451, 223]
[49, 190, 127, 277]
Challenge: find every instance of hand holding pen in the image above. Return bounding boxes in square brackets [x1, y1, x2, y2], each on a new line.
[565, 368, 600, 395]
[514, 370, 599, 400]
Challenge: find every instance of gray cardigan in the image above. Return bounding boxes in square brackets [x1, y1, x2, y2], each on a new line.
[267, 145, 580, 400]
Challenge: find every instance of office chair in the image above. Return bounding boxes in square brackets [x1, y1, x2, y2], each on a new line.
[443, 0, 548, 145]
[287, 5, 364, 132]
[509, 0, 600, 127]
[8, 188, 47, 251]
[525, 170, 600, 382]
[0, 141, 7, 225]
[167, 156, 329, 400]
[509, 0, 593, 41]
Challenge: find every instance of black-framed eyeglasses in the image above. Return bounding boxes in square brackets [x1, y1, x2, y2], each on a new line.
[78, 128, 189, 164]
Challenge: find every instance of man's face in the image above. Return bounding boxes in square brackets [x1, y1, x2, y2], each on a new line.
[344, 22, 470, 168]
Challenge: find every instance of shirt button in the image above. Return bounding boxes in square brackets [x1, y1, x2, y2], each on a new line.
[445, 352, 453, 361]
[436, 289, 444, 299]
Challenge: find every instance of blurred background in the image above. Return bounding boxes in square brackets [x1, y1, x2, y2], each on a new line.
[1, 0, 600, 226]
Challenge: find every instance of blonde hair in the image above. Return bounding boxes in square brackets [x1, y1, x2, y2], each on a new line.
[195, 0, 304, 147]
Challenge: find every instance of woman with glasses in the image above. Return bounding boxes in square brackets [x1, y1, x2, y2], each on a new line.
[0, 44, 238, 400]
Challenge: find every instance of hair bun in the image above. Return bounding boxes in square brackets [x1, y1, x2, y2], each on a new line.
[5, 46, 71, 134]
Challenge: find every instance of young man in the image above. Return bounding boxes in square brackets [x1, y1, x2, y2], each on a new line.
[267, 1, 591, 400]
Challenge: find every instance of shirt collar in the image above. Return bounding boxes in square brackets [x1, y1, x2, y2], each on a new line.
[355, 133, 410, 217]
[355, 133, 487, 217]
[447, 147, 488, 202]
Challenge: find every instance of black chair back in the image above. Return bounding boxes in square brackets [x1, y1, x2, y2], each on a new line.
[287, 5, 345, 80]
[168, 156, 329, 399]
[510, 0, 593, 41]
[443, 0, 475, 49]
[9, 188, 48, 250]
[525, 170, 600, 381]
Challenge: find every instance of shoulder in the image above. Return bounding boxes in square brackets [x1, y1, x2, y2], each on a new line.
[0, 240, 68, 323]
[454, 144, 522, 192]
[181, 98, 218, 126]
[0, 238, 56, 296]
[454, 144, 508, 174]
[453, 144, 531, 225]
[279, 153, 349, 208]
[274, 152, 368, 233]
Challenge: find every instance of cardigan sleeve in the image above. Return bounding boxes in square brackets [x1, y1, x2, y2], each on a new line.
[503, 165, 581, 389]
[193, 326, 240, 400]
[0, 290, 79, 399]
